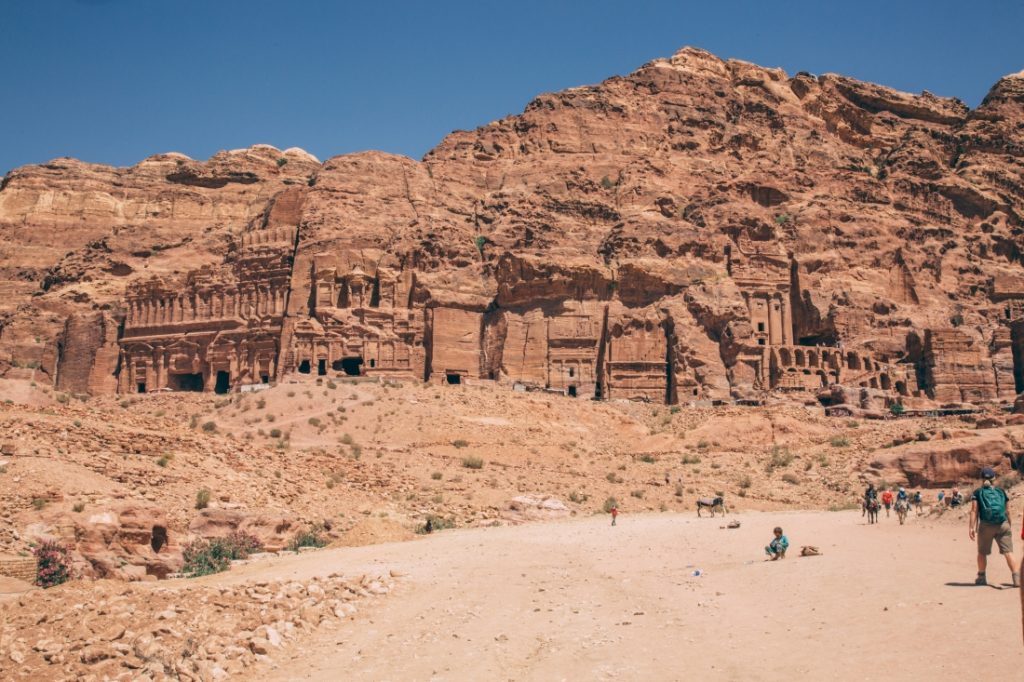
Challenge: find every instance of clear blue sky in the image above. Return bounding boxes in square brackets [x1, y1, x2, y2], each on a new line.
[2, 0, 1021, 174]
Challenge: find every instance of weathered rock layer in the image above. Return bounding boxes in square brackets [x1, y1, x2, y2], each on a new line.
[2, 49, 1024, 404]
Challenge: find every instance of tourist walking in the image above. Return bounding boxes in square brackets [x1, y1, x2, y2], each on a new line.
[610, 504, 618, 526]
[969, 467, 1020, 587]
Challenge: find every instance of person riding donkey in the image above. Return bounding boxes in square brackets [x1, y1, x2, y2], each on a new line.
[863, 483, 877, 516]
[970, 467, 1020, 587]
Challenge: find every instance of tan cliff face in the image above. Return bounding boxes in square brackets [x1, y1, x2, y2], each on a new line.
[1, 47, 1023, 404]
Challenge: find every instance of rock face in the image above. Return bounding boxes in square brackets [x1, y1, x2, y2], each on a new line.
[869, 432, 1012, 486]
[2, 49, 1024, 404]
[29, 504, 183, 580]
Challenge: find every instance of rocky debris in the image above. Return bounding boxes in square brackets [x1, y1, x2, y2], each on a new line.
[0, 571, 394, 679]
[502, 495, 570, 524]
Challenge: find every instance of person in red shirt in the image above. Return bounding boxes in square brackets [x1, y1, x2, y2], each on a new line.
[610, 504, 619, 526]
[881, 489, 894, 517]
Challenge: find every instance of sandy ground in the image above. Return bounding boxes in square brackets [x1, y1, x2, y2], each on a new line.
[176, 509, 1024, 681]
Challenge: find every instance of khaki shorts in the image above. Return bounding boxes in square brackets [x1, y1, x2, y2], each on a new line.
[977, 521, 1013, 556]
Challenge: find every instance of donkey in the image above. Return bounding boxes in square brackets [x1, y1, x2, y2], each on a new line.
[866, 498, 880, 524]
[696, 496, 726, 517]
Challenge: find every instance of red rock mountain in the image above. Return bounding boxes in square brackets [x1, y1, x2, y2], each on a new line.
[1, 47, 1022, 405]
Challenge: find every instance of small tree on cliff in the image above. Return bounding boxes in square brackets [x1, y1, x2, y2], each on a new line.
[34, 540, 71, 588]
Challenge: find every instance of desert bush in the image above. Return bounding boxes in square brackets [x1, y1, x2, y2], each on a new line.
[605, 472, 623, 484]
[416, 514, 455, 534]
[341, 433, 354, 445]
[569, 490, 588, 503]
[31, 497, 47, 511]
[781, 472, 800, 485]
[156, 455, 171, 468]
[34, 540, 71, 588]
[674, 483, 684, 497]
[830, 435, 850, 448]
[72, 502, 85, 513]
[638, 454, 657, 464]
[602, 496, 619, 513]
[269, 428, 282, 438]
[308, 417, 321, 427]
[738, 475, 752, 489]
[201, 421, 217, 433]
[890, 402, 905, 416]
[630, 489, 645, 499]
[681, 454, 701, 465]
[696, 440, 711, 450]
[182, 532, 263, 577]
[195, 488, 211, 510]
[452, 439, 469, 449]
[462, 456, 484, 469]
[288, 525, 328, 551]
[767, 446, 794, 471]
[997, 471, 1021, 490]
[431, 471, 443, 480]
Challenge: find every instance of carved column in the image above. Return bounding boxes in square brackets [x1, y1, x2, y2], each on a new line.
[768, 295, 783, 346]
[781, 295, 794, 345]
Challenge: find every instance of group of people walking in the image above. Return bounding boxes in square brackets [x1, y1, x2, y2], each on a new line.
[864, 468, 1020, 587]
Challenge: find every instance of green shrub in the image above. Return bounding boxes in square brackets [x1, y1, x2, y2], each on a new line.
[195, 488, 211, 510]
[416, 515, 455, 534]
[767, 446, 794, 471]
[276, 157, 288, 167]
[600, 175, 614, 189]
[288, 525, 328, 551]
[452, 439, 469, 449]
[156, 455, 171, 468]
[182, 532, 263, 577]
[201, 421, 217, 433]
[31, 497, 47, 511]
[602, 497, 619, 513]
[308, 417, 321, 427]
[461, 456, 484, 469]
[638, 454, 657, 464]
[830, 436, 850, 448]
[889, 402, 905, 416]
[34, 540, 71, 588]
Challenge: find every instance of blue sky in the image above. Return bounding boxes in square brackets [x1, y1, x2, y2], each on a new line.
[1, 0, 1021, 174]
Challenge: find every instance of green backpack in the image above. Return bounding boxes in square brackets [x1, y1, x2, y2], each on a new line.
[977, 486, 1008, 525]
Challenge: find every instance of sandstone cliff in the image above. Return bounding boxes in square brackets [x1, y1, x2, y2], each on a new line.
[1, 48, 1023, 404]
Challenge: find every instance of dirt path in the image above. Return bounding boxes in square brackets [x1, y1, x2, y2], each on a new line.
[205, 510, 1023, 680]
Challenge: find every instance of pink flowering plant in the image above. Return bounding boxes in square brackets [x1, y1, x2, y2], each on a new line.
[34, 540, 71, 588]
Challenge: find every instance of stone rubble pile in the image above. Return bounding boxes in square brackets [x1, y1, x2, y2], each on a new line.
[0, 571, 395, 680]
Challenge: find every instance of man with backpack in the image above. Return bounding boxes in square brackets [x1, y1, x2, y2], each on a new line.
[969, 467, 1020, 587]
